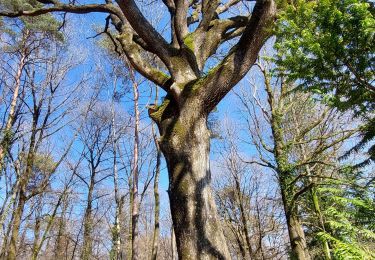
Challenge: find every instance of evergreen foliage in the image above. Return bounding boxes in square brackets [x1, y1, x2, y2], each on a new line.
[0, 0, 63, 41]
[275, 0, 375, 167]
[316, 170, 375, 259]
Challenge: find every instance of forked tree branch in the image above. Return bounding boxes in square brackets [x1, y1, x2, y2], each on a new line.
[216, 0, 242, 14]
[115, 0, 173, 63]
[198, 0, 277, 113]
[199, 0, 220, 30]
[1, 0, 278, 108]
[116, 27, 171, 92]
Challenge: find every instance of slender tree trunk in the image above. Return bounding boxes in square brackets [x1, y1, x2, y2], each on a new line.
[71, 218, 84, 260]
[302, 148, 331, 260]
[232, 228, 246, 259]
[151, 87, 160, 260]
[113, 156, 123, 260]
[255, 201, 266, 260]
[0, 191, 18, 258]
[287, 211, 310, 260]
[267, 80, 311, 260]
[32, 218, 41, 257]
[111, 82, 123, 260]
[18, 217, 28, 257]
[311, 186, 331, 260]
[0, 50, 26, 171]
[157, 112, 230, 259]
[131, 73, 140, 260]
[234, 175, 255, 258]
[8, 123, 37, 260]
[127, 176, 133, 260]
[81, 179, 94, 260]
[0, 180, 19, 238]
[54, 203, 67, 259]
[32, 191, 67, 260]
[7, 191, 26, 260]
[151, 146, 161, 260]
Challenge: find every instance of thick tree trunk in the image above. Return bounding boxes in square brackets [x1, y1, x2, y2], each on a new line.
[158, 113, 230, 260]
[286, 212, 311, 260]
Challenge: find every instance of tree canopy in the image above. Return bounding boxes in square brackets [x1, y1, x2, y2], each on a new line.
[275, 0, 375, 166]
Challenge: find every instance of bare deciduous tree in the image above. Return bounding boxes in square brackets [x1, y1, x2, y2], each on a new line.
[214, 120, 287, 259]
[235, 55, 357, 259]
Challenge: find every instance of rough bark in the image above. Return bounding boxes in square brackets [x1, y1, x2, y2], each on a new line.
[152, 99, 231, 259]
[286, 211, 311, 260]
[280, 184, 311, 260]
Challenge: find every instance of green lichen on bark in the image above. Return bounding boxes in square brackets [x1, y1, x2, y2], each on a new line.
[149, 98, 170, 123]
[182, 62, 223, 98]
[151, 69, 169, 81]
[183, 33, 195, 52]
[180, 80, 200, 97]
[169, 120, 187, 139]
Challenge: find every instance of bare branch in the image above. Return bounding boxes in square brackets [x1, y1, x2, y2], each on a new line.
[115, 0, 173, 63]
[199, 0, 220, 30]
[199, 0, 277, 113]
[162, 0, 175, 12]
[116, 29, 172, 92]
[174, 0, 189, 44]
[216, 0, 242, 14]
[290, 183, 314, 206]
[0, 2, 123, 19]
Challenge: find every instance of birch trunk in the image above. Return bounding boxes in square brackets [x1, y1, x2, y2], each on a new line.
[0, 50, 26, 170]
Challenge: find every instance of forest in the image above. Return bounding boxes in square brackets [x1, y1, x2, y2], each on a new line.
[0, 0, 373, 259]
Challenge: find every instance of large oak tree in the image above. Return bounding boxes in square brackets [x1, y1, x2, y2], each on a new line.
[0, 1, 277, 259]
